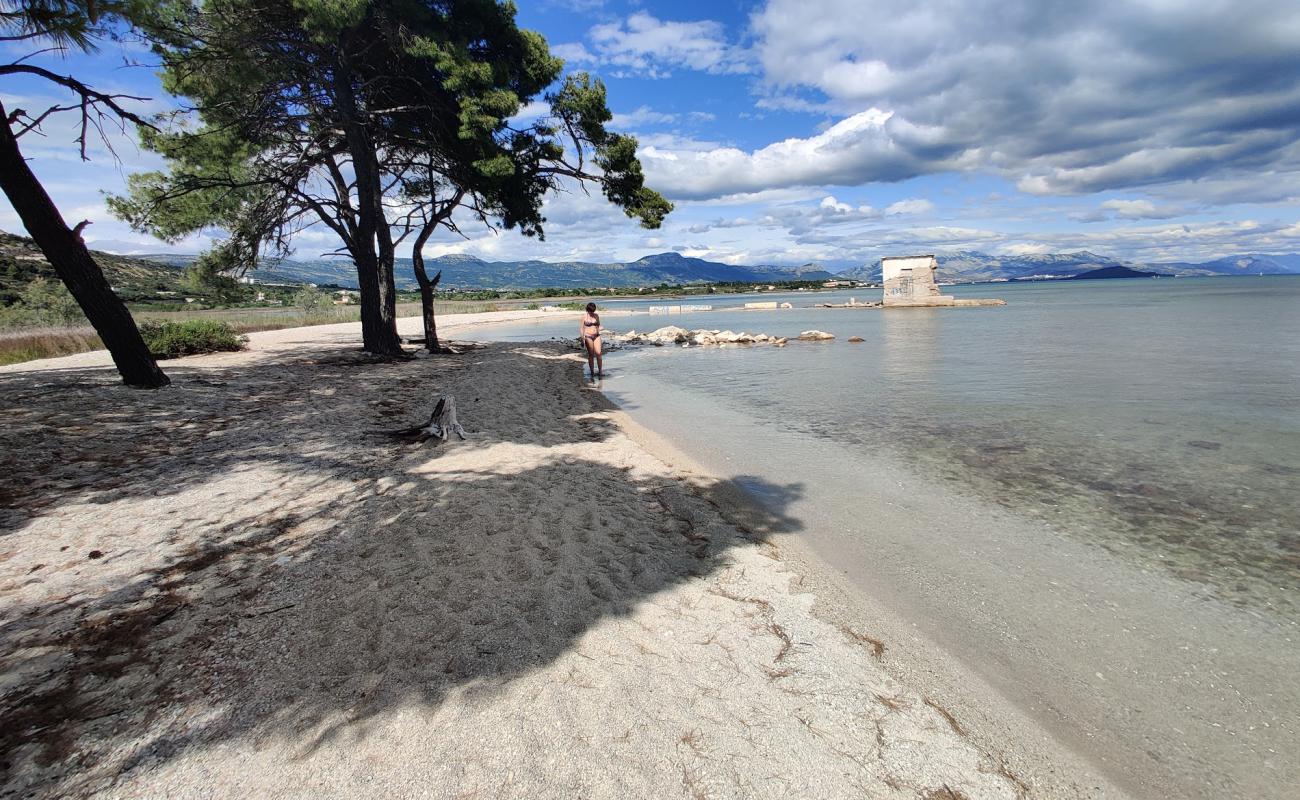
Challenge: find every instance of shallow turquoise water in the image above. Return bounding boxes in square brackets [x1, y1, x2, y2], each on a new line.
[484, 276, 1300, 617]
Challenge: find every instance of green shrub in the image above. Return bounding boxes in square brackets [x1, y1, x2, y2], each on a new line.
[0, 278, 85, 329]
[138, 320, 246, 359]
[293, 285, 327, 311]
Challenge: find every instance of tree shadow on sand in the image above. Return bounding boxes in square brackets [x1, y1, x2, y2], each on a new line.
[0, 343, 804, 798]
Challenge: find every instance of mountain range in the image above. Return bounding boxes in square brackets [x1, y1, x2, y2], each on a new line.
[217, 249, 1300, 288]
[837, 251, 1300, 283]
[11, 225, 1294, 308]
[130, 251, 833, 290]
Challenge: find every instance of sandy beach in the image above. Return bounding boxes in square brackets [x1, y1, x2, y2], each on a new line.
[1, 313, 1113, 798]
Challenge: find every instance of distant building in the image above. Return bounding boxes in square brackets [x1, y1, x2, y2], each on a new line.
[881, 255, 955, 307]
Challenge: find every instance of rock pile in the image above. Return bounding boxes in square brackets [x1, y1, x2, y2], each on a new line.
[796, 330, 835, 340]
[610, 326, 792, 347]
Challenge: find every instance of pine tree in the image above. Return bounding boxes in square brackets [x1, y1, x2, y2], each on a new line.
[0, 0, 169, 387]
[110, 0, 670, 356]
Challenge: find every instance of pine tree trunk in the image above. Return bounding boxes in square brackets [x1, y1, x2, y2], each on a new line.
[373, 195, 402, 350]
[411, 224, 441, 352]
[333, 57, 403, 358]
[0, 102, 169, 388]
[351, 245, 398, 355]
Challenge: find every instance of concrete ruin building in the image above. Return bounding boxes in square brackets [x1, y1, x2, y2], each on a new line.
[882, 255, 955, 307]
[879, 255, 1007, 308]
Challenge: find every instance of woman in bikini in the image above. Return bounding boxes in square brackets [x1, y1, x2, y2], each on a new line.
[580, 302, 603, 379]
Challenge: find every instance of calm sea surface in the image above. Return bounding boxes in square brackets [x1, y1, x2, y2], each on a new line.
[482, 276, 1300, 795]
[485, 276, 1300, 619]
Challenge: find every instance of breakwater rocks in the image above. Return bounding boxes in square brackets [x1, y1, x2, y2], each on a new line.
[613, 326, 791, 347]
[571, 326, 862, 350]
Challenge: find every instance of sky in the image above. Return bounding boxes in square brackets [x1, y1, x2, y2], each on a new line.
[3, 0, 1300, 269]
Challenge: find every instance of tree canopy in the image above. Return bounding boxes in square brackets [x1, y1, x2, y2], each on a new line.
[111, 0, 671, 355]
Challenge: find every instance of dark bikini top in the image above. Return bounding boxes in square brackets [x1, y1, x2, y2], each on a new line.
[583, 318, 599, 328]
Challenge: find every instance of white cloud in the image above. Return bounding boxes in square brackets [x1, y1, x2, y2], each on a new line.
[1072, 198, 1190, 222]
[551, 42, 596, 64]
[508, 100, 550, 126]
[749, 0, 1300, 197]
[998, 242, 1054, 256]
[1101, 199, 1165, 219]
[885, 198, 934, 215]
[546, 0, 605, 12]
[640, 109, 934, 200]
[577, 12, 752, 78]
[609, 106, 679, 129]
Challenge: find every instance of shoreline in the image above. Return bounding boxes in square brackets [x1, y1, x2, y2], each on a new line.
[611, 407, 1129, 799]
[598, 349, 1299, 800]
[0, 325, 1100, 798]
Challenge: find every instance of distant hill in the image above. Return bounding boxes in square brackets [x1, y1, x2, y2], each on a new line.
[1, 231, 189, 306]
[1063, 266, 1160, 280]
[1147, 254, 1300, 276]
[25, 229, 1298, 294]
[234, 250, 836, 290]
[838, 251, 1137, 282]
[838, 251, 1300, 282]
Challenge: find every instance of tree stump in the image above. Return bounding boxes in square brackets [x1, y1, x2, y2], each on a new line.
[390, 394, 467, 443]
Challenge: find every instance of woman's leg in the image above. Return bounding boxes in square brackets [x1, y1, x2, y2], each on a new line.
[592, 336, 604, 377]
[584, 338, 595, 377]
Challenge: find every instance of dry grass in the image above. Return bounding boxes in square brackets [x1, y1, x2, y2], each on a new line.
[874, 693, 911, 712]
[922, 786, 971, 800]
[134, 305, 366, 332]
[135, 299, 506, 333]
[841, 625, 887, 660]
[0, 300, 511, 366]
[0, 326, 103, 366]
[981, 758, 1032, 798]
[922, 697, 968, 738]
[767, 621, 793, 662]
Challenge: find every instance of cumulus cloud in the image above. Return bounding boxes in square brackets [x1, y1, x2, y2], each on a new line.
[747, 0, 1300, 197]
[998, 243, 1055, 256]
[545, 0, 605, 12]
[1007, 219, 1300, 262]
[885, 198, 934, 215]
[508, 100, 551, 126]
[609, 106, 680, 129]
[568, 12, 752, 78]
[416, 181, 661, 263]
[551, 42, 596, 65]
[683, 193, 941, 239]
[640, 109, 944, 200]
[685, 217, 759, 234]
[1073, 198, 1190, 222]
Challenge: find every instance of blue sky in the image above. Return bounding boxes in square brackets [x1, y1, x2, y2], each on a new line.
[3, 0, 1300, 268]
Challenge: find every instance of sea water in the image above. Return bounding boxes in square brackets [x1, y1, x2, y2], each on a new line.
[481, 276, 1300, 796]
[487, 277, 1300, 618]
